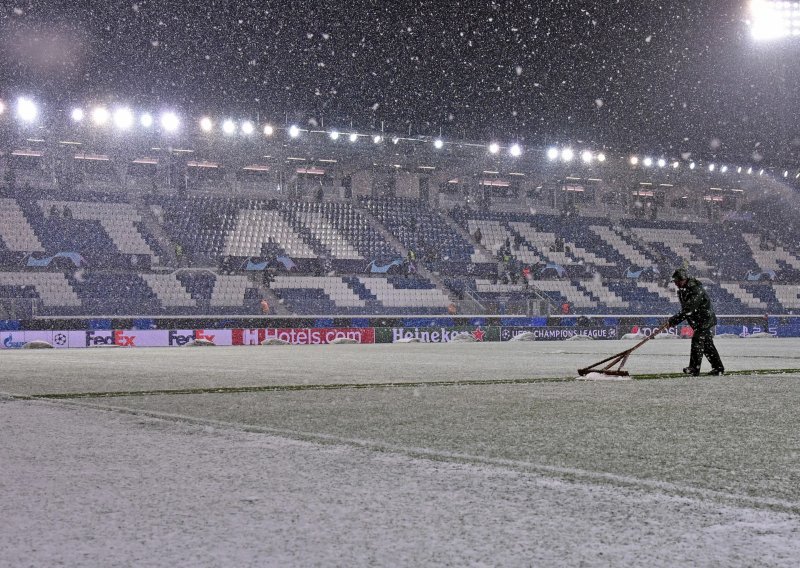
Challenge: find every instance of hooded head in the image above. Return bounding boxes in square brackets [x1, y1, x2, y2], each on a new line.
[672, 268, 689, 288]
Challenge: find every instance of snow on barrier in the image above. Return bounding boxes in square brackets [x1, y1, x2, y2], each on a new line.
[261, 338, 290, 346]
[449, 332, 478, 343]
[565, 335, 594, 341]
[576, 372, 632, 382]
[510, 331, 537, 342]
[186, 338, 216, 346]
[748, 332, 775, 339]
[330, 337, 359, 344]
[653, 332, 680, 340]
[621, 332, 646, 340]
[395, 337, 422, 343]
[22, 340, 54, 349]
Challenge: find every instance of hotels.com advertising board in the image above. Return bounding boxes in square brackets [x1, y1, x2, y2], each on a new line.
[0, 328, 375, 348]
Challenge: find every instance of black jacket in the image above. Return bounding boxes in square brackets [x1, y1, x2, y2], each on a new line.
[672, 277, 717, 330]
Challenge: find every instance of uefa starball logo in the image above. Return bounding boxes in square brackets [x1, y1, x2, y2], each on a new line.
[53, 333, 67, 346]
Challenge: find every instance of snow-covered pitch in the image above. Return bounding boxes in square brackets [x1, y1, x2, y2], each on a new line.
[2, 337, 800, 566]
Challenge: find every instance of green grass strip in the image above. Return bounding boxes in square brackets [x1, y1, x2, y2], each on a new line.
[25, 368, 800, 400]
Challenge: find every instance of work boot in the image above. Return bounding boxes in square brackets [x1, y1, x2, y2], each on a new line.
[708, 368, 725, 376]
[683, 367, 700, 376]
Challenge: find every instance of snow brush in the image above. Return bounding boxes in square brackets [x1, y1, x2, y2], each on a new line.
[577, 323, 670, 377]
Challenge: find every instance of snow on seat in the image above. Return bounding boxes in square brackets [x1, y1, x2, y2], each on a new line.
[629, 227, 711, 271]
[0, 199, 44, 252]
[357, 277, 451, 308]
[223, 209, 317, 258]
[589, 225, 653, 268]
[210, 275, 252, 307]
[295, 210, 363, 260]
[719, 283, 769, 310]
[510, 222, 614, 266]
[742, 233, 800, 273]
[0, 271, 81, 306]
[529, 279, 597, 309]
[140, 273, 197, 307]
[272, 276, 366, 308]
[772, 284, 800, 310]
[467, 219, 539, 264]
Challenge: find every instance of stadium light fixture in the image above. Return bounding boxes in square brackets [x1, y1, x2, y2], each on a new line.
[434, 138, 444, 149]
[289, 125, 301, 138]
[643, 157, 653, 167]
[241, 121, 254, 135]
[546, 147, 559, 161]
[349, 132, 358, 143]
[737, 166, 742, 173]
[689, 162, 696, 170]
[489, 142, 500, 154]
[16, 97, 38, 123]
[0, 100, 5, 115]
[263, 124, 274, 136]
[720, 165, 728, 173]
[392, 136, 400, 144]
[200, 117, 213, 132]
[759, 169, 765, 175]
[113, 108, 134, 130]
[597, 152, 606, 163]
[709, 163, 715, 172]
[330, 130, 340, 141]
[140, 113, 154, 128]
[657, 158, 666, 168]
[784, 170, 789, 177]
[509, 143, 522, 157]
[91, 107, 110, 126]
[581, 150, 593, 163]
[222, 119, 236, 135]
[672, 161, 680, 169]
[561, 148, 574, 161]
[160, 112, 180, 132]
[71, 108, 85, 123]
[630, 156, 639, 165]
[747, 167, 753, 174]
[749, 0, 800, 41]
[373, 135, 383, 144]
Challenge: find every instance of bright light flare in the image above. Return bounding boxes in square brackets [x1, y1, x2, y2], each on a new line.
[434, 138, 444, 149]
[241, 121, 254, 135]
[643, 157, 653, 167]
[263, 124, 274, 136]
[222, 120, 236, 135]
[509, 144, 522, 157]
[597, 153, 606, 163]
[546, 147, 559, 161]
[630, 156, 639, 165]
[373, 135, 383, 144]
[140, 113, 154, 128]
[749, 0, 800, 41]
[71, 108, 85, 122]
[16, 97, 38, 123]
[657, 158, 666, 168]
[349, 132, 358, 143]
[200, 117, 213, 132]
[113, 108, 134, 130]
[330, 130, 340, 140]
[488, 142, 500, 154]
[581, 150, 592, 163]
[160, 112, 180, 132]
[0, 100, 5, 115]
[91, 107, 110, 126]
[289, 125, 301, 138]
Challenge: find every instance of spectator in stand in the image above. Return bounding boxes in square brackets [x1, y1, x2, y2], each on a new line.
[513, 233, 523, 250]
[473, 227, 482, 244]
[49, 204, 60, 218]
[63, 205, 73, 219]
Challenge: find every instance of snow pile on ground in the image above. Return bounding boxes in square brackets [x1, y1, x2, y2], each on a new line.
[89, 344, 121, 348]
[510, 332, 536, 341]
[565, 335, 593, 341]
[187, 338, 216, 347]
[654, 333, 680, 340]
[22, 340, 53, 349]
[395, 337, 421, 343]
[449, 332, 477, 343]
[576, 372, 632, 381]
[749, 332, 775, 339]
[261, 338, 290, 346]
[330, 337, 359, 344]
[621, 332, 646, 340]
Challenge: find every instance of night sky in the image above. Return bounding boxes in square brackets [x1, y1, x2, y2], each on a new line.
[1, 1, 799, 165]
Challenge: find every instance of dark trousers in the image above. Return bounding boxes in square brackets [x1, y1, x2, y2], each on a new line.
[689, 328, 724, 371]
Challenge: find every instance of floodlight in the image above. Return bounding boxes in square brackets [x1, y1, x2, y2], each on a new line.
[720, 165, 728, 173]
[0, 100, 5, 115]
[71, 108, 85, 122]
[489, 142, 500, 154]
[749, 0, 800, 41]
[330, 130, 340, 140]
[241, 121, 254, 135]
[140, 113, 153, 128]
[373, 135, 382, 144]
[581, 150, 593, 163]
[200, 117, 213, 132]
[784, 170, 789, 177]
[597, 153, 606, 163]
[630, 156, 639, 165]
[509, 143, 522, 157]
[263, 124, 274, 136]
[392, 137, 400, 144]
[222, 120, 236, 135]
[113, 108, 134, 130]
[546, 147, 559, 161]
[689, 162, 696, 170]
[657, 158, 666, 168]
[737, 166, 742, 173]
[709, 163, 715, 172]
[672, 161, 680, 168]
[759, 169, 764, 175]
[16, 97, 38, 123]
[160, 112, 180, 132]
[349, 132, 358, 142]
[643, 157, 653, 167]
[91, 107, 110, 126]
[747, 167, 753, 174]
[561, 148, 574, 161]
[434, 138, 444, 149]
[289, 125, 300, 138]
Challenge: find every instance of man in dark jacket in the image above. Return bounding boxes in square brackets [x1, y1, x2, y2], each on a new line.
[668, 268, 724, 376]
